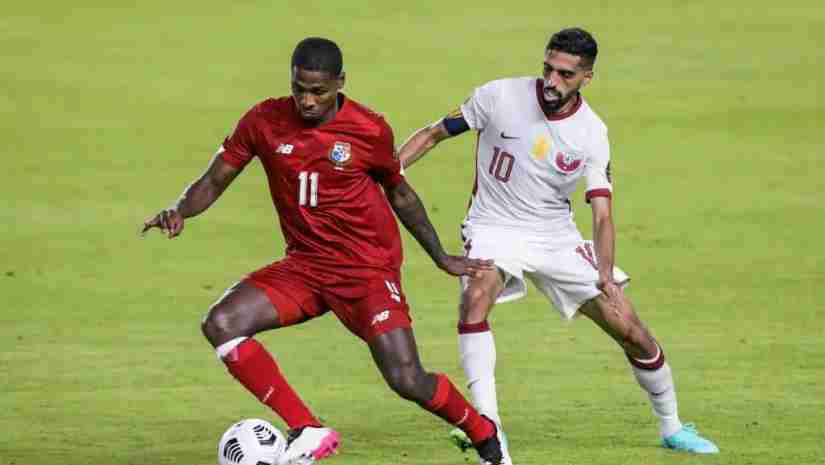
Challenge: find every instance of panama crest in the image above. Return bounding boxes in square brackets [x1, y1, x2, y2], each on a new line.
[329, 141, 352, 168]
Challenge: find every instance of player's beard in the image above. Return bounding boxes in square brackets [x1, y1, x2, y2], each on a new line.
[541, 85, 577, 113]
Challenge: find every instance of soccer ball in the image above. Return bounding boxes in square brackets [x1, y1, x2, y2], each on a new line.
[218, 419, 287, 465]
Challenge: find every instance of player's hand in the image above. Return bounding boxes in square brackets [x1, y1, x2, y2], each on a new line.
[141, 208, 185, 239]
[597, 275, 622, 301]
[437, 255, 495, 277]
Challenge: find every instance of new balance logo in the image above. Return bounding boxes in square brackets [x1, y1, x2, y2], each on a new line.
[455, 408, 470, 426]
[261, 386, 275, 403]
[385, 280, 401, 302]
[371, 310, 390, 326]
[276, 143, 294, 155]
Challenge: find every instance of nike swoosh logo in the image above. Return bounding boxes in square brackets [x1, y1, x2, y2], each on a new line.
[500, 131, 519, 139]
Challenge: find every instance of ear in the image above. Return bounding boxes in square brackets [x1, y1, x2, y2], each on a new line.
[337, 72, 346, 91]
[581, 69, 594, 88]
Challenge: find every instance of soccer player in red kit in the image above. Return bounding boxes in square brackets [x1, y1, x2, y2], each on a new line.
[142, 38, 509, 465]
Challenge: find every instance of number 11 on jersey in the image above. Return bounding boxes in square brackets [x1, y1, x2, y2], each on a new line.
[298, 171, 319, 207]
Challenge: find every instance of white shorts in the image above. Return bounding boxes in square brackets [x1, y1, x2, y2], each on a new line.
[460, 223, 630, 319]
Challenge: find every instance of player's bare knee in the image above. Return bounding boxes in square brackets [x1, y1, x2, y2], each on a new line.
[386, 371, 417, 401]
[202, 304, 244, 344]
[385, 367, 428, 402]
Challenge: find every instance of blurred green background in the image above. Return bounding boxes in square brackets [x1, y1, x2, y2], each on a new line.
[2, 1, 823, 464]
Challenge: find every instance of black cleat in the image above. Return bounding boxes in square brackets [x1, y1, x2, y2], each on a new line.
[473, 419, 505, 465]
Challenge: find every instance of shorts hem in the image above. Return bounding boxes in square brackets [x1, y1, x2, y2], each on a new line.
[495, 291, 526, 304]
[243, 277, 299, 326]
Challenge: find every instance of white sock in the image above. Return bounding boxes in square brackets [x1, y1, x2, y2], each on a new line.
[629, 349, 682, 438]
[458, 328, 500, 425]
[215, 336, 248, 360]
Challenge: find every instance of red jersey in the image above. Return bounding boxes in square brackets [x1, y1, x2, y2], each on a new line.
[219, 95, 405, 273]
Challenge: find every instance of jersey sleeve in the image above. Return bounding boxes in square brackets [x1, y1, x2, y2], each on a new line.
[584, 125, 613, 203]
[459, 81, 498, 131]
[370, 122, 404, 189]
[220, 107, 259, 169]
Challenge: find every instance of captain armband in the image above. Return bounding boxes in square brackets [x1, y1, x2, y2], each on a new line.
[441, 108, 470, 136]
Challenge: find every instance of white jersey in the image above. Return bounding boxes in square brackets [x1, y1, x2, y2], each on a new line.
[460, 77, 612, 235]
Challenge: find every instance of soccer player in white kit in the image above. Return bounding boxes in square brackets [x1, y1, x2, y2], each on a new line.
[398, 28, 719, 461]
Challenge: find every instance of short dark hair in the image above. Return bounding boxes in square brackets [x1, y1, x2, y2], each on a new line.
[291, 37, 343, 76]
[546, 28, 598, 69]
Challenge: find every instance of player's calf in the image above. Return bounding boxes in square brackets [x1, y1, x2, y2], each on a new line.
[581, 294, 658, 359]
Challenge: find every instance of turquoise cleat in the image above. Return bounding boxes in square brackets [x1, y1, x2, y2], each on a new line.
[662, 423, 719, 454]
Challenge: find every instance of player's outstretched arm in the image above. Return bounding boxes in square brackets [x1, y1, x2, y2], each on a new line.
[141, 154, 242, 238]
[386, 179, 493, 276]
[397, 119, 455, 169]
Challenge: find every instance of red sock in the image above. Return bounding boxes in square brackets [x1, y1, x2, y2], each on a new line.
[222, 338, 320, 429]
[424, 373, 494, 444]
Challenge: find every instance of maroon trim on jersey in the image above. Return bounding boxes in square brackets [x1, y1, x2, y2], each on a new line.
[585, 188, 612, 203]
[626, 345, 665, 371]
[535, 79, 583, 121]
[458, 321, 491, 334]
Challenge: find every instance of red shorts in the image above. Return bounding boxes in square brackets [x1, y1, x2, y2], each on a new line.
[245, 257, 412, 342]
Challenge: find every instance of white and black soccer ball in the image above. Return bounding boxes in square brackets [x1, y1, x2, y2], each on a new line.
[218, 419, 287, 465]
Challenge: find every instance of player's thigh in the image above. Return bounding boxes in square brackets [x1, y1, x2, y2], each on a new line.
[323, 271, 412, 343]
[243, 259, 327, 327]
[461, 223, 529, 304]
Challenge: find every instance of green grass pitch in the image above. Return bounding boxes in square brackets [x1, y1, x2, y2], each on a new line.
[2, 1, 824, 464]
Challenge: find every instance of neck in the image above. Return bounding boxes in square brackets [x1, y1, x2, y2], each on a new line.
[318, 97, 340, 125]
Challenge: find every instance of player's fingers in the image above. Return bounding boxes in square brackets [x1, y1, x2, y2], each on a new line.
[160, 210, 172, 231]
[465, 264, 490, 277]
[141, 215, 161, 235]
[605, 284, 621, 301]
[169, 219, 184, 238]
[164, 213, 177, 238]
[447, 264, 468, 277]
[467, 259, 494, 270]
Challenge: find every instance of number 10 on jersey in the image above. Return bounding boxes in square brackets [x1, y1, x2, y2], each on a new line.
[298, 171, 319, 207]
[489, 147, 514, 182]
